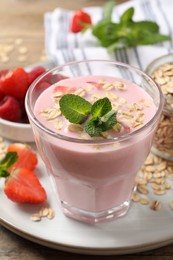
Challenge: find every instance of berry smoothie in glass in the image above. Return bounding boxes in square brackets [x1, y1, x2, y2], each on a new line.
[25, 60, 163, 224]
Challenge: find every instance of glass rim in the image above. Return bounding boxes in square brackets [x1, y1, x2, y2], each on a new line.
[25, 59, 164, 144]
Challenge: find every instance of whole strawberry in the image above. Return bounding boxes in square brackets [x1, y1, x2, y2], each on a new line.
[0, 68, 29, 99]
[0, 95, 21, 122]
[28, 66, 46, 86]
[0, 152, 47, 204]
[70, 10, 92, 33]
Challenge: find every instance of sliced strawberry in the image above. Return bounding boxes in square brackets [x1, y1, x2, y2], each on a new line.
[70, 10, 92, 33]
[0, 96, 21, 122]
[54, 85, 77, 94]
[4, 168, 47, 204]
[28, 66, 46, 86]
[0, 68, 29, 99]
[86, 81, 102, 90]
[7, 143, 38, 171]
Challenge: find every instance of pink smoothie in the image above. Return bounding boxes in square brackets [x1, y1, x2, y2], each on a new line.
[33, 76, 157, 219]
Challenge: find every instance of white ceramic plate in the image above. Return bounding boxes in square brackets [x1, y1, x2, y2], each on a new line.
[1, 154, 173, 255]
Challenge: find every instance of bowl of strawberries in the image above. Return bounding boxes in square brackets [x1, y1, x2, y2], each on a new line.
[0, 66, 46, 142]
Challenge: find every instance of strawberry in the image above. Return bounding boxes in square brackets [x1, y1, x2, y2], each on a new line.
[0, 89, 5, 101]
[86, 81, 102, 90]
[0, 68, 29, 99]
[4, 168, 47, 204]
[7, 143, 38, 171]
[0, 95, 21, 122]
[54, 85, 77, 94]
[0, 69, 8, 77]
[70, 10, 92, 33]
[28, 66, 46, 86]
[0, 152, 47, 204]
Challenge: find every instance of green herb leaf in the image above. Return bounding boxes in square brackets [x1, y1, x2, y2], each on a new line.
[85, 0, 171, 50]
[91, 97, 112, 119]
[100, 110, 117, 131]
[103, 0, 115, 21]
[0, 152, 18, 177]
[84, 119, 103, 137]
[59, 94, 91, 124]
[84, 110, 117, 136]
[120, 7, 134, 23]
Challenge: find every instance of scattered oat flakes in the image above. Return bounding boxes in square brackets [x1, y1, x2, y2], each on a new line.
[54, 120, 63, 130]
[75, 88, 86, 97]
[14, 38, 23, 45]
[150, 200, 161, 211]
[154, 189, 166, 195]
[31, 207, 55, 222]
[18, 46, 28, 54]
[68, 124, 83, 132]
[102, 82, 114, 90]
[17, 55, 27, 62]
[47, 208, 55, 219]
[31, 213, 41, 222]
[39, 207, 49, 217]
[132, 193, 140, 202]
[137, 184, 149, 194]
[140, 197, 149, 205]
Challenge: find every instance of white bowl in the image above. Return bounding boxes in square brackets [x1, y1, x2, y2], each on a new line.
[0, 59, 57, 143]
[0, 118, 34, 142]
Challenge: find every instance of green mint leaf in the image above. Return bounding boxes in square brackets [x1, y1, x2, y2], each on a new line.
[86, 0, 170, 50]
[136, 31, 171, 45]
[59, 94, 91, 124]
[91, 97, 112, 119]
[100, 110, 117, 131]
[103, 0, 115, 21]
[132, 21, 159, 33]
[84, 110, 117, 137]
[120, 7, 134, 23]
[0, 152, 18, 177]
[84, 119, 102, 137]
[92, 21, 122, 47]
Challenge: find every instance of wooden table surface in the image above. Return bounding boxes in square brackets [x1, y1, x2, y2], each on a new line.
[1, 0, 173, 259]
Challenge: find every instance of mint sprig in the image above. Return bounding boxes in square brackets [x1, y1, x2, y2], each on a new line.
[59, 94, 117, 137]
[83, 1, 170, 51]
[59, 94, 91, 124]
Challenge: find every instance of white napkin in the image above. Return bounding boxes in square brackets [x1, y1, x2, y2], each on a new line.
[44, 0, 173, 71]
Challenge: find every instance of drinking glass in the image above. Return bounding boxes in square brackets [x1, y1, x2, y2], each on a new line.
[25, 60, 163, 224]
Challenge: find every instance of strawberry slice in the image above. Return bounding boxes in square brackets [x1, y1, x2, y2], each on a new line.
[0, 152, 46, 204]
[0, 68, 29, 99]
[7, 143, 38, 171]
[54, 85, 77, 94]
[86, 81, 102, 90]
[4, 167, 47, 204]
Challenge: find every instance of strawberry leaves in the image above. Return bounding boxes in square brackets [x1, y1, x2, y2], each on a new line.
[0, 152, 18, 177]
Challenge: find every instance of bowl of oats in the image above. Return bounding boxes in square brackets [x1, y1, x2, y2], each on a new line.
[146, 53, 173, 161]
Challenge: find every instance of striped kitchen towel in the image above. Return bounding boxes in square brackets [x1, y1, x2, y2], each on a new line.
[44, 0, 173, 71]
